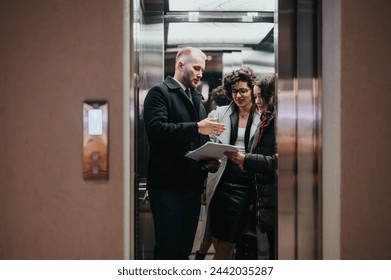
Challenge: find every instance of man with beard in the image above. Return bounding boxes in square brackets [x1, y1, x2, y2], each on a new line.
[143, 47, 225, 259]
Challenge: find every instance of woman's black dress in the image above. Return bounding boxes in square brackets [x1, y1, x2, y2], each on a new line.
[209, 160, 251, 243]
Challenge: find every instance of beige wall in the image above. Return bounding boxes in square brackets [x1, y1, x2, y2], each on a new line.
[1, 0, 391, 260]
[339, 0, 391, 259]
[0, 0, 126, 259]
[323, 0, 391, 260]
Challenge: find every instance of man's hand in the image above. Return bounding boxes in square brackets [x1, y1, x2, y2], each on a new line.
[197, 117, 225, 135]
[198, 159, 221, 173]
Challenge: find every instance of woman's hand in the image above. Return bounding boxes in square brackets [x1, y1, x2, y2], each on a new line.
[224, 151, 246, 171]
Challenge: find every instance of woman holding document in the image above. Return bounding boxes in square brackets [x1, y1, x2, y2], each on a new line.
[201, 66, 260, 259]
[224, 74, 277, 259]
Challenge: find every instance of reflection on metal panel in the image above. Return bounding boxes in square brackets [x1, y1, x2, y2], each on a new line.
[277, 0, 322, 259]
[277, 86, 298, 260]
[134, 8, 164, 259]
[296, 0, 321, 260]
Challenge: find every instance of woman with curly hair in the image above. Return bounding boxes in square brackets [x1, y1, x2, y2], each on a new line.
[224, 74, 277, 259]
[201, 66, 260, 259]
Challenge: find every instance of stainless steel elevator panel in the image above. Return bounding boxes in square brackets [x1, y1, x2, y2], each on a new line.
[277, 0, 322, 259]
[133, 3, 164, 259]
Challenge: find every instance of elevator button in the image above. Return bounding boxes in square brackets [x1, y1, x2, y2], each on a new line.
[91, 152, 100, 161]
[92, 165, 100, 174]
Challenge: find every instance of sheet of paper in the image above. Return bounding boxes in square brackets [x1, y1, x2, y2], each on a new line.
[185, 142, 239, 161]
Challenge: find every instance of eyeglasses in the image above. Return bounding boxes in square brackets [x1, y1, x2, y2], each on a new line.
[232, 88, 251, 96]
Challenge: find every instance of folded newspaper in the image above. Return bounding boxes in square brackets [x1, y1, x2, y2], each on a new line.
[185, 142, 239, 161]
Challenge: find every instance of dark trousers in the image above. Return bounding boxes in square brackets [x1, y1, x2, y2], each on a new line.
[148, 189, 201, 260]
[267, 230, 276, 260]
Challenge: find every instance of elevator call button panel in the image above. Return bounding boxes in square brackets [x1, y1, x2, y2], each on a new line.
[83, 100, 108, 180]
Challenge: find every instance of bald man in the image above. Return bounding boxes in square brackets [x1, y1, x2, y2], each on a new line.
[143, 47, 224, 259]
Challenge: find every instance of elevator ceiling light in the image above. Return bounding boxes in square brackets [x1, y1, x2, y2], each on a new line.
[188, 12, 199, 22]
[168, 0, 275, 12]
[167, 22, 273, 46]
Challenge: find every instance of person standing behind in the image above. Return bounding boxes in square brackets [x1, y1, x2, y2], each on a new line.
[202, 66, 260, 260]
[224, 74, 277, 259]
[207, 85, 230, 118]
[143, 47, 225, 260]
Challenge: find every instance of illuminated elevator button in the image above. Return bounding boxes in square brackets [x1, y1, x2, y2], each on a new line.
[88, 109, 103, 135]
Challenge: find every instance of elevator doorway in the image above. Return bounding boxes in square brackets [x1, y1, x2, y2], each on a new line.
[131, 0, 322, 260]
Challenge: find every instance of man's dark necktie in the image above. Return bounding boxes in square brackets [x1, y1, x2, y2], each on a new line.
[185, 88, 193, 103]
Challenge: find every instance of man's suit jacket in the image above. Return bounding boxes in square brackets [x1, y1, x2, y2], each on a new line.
[143, 76, 208, 191]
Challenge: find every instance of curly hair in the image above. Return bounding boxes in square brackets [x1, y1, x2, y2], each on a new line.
[210, 85, 229, 107]
[222, 66, 257, 100]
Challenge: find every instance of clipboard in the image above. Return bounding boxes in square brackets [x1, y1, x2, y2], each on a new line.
[185, 142, 239, 161]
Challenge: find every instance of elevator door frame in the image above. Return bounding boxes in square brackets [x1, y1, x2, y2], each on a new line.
[129, 0, 323, 260]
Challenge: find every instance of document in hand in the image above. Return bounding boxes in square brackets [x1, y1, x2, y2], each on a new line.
[185, 142, 239, 161]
